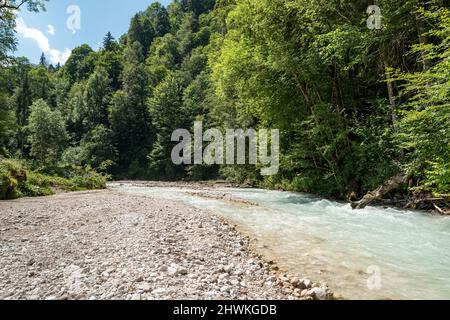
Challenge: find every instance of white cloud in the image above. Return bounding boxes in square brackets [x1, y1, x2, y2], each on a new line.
[47, 24, 55, 35]
[15, 18, 71, 65]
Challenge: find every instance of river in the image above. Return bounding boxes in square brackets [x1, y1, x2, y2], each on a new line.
[109, 183, 450, 300]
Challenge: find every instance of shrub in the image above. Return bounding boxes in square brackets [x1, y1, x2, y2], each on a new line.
[0, 159, 107, 200]
[0, 159, 28, 199]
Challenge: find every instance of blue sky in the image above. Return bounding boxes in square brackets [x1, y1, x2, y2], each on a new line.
[15, 0, 171, 65]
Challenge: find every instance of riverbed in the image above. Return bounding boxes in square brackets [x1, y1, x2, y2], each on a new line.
[0, 189, 296, 300]
[109, 182, 450, 300]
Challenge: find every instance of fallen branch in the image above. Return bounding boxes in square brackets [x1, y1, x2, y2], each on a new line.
[433, 203, 445, 215]
[351, 174, 408, 210]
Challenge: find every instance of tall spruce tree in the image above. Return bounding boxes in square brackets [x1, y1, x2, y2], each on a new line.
[109, 42, 154, 176]
[39, 53, 47, 67]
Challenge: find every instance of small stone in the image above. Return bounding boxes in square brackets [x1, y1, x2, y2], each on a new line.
[152, 288, 166, 295]
[220, 286, 230, 293]
[168, 264, 188, 276]
[295, 279, 307, 290]
[283, 288, 293, 295]
[293, 289, 302, 297]
[135, 275, 144, 282]
[218, 273, 229, 280]
[130, 293, 142, 300]
[159, 265, 168, 272]
[308, 287, 328, 300]
[289, 277, 299, 287]
[137, 283, 151, 292]
[303, 279, 312, 289]
[223, 264, 233, 273]
[333, 292, 343, 300]
[177, 268, 188, 276]
[270, 266, 279, 271]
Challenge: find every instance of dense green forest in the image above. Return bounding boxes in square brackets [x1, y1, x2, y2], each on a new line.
[0, 0, 449, 206]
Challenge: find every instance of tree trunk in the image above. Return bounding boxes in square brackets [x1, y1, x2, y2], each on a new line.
[416, 1, 431, 71]
[351, 174, 408, 210]
[383, 61, 397, 125]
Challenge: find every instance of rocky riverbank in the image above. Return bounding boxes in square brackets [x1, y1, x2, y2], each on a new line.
[0, 189, 333, 300]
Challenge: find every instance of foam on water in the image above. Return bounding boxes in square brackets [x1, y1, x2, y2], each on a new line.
[109, 183, 450, 300]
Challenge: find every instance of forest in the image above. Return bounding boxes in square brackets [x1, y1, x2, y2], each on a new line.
[0, 0, 449, 209]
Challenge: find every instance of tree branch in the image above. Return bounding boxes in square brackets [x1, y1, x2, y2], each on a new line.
[0, 0, 28, 11]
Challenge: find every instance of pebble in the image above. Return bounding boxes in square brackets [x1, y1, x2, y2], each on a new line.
[308, 287, 328, 300]
[137, 283, 151, 292]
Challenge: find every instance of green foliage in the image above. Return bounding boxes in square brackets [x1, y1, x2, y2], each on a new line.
[394, 6, 450, 195]
[13, 71, 32, 154]
[102, 32, 119, 52]
[219, 165, 258, 185]
[64, 44, 95, 82]
[148, 75, 185, 178]
[62, 125, 117, 171]
[0, 1, 48, 63]
[26, 99, 68, 167]
[29, 65, 52, 101]
[424, 159, 450, 195]
[0, 92, 15, 149]
[0, 158, 107, 200]
[147, 34, 180, 70]
[0, 158, 27, 199]
[39, 52, 47, 67]
[128, 13, 155, 57]
[144, 2, 171, 38]
[0, 9, 17, 63]
[52, 165, 108, 191]
[109, 43, 153, 175]
[209, 0, 376, 195]
[82, 67, 111, 130]
[180, 0, 216, 16]
[98, 46, 123, 91]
